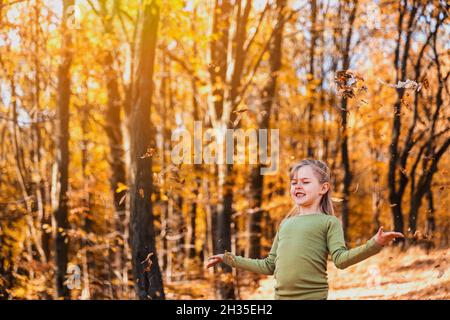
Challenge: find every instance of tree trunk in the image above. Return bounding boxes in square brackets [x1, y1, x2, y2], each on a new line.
[209, 0, 234, 300]
[388, 0, 418, 242]
[54, 0, 74, 299]
[129, 0, 164, 300]
[247, 0, 286, 259]
[425, 190, 435, 239]
[103, 33, 128, 300]
[338, 0, 357, 240]
[306, 0, 317, 158]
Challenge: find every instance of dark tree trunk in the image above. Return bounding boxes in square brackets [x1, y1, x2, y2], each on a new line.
[187, 16, 202, 260]
[388, 0, 418, 241]
[209, 0, 234, 300]
[408, 138, 450, 233]
[247, 0, 286, 259]
[306, 0, 317, 158]
[214, 170, 234, 298]
[80, 107, 95, 299]
[102, 11, 129, 297]
[425, 190, 435, 238]
[247, 168, 263, 259]
[338, 0, 357, 240]
[340, 95, 351, 240]
[54, 0, 74, 299]
[129, 0, 164, 300]
[188, 68, 201, 260]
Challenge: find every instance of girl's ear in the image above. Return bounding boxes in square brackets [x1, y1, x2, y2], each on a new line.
[320, 182, 330, 195]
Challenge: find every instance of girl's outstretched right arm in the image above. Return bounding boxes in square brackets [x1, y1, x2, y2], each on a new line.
[206, 231, 279, 275]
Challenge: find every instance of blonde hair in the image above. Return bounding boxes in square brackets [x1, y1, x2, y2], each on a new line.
[284, 159, 335, 220]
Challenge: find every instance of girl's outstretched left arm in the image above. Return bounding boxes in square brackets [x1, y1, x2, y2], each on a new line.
[327, 216, 404, 270]
[206, 231, 279, 275]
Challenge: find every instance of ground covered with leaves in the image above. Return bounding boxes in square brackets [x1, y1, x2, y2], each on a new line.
[166, 246, 448, 300]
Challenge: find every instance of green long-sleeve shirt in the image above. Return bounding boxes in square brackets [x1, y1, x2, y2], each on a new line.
[222, 213, 384, 300]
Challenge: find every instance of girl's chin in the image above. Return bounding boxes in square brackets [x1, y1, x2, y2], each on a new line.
[293, 199, 310, 206]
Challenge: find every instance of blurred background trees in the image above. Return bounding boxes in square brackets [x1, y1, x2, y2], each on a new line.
[0, 0, 448, 299]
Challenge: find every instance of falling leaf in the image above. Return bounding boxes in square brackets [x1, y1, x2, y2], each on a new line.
[212, 94, 222, 102]
[141, 252, 154, 272]
[233, 108, 248, 114]
[331, 197, 344, 203]
[139, 188, 144, 198]
[140, 147, 157, 159]
[334, 70, 365, 99]
[378, 78, 422, 92]
[390, 203, 397, 207]
[115, 182, 128, 193]
[119, 193, 128, 206]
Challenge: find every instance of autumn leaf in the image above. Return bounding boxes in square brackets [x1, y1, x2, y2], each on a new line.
[141, 252, 154, 272]
[334, 70, 365, 99]
[378, 78, 422, 91]
[140, 147, 157, 159]
[119, 193, 128, 206]
[232, 108, 248, 114]
[115, 182, 128, 193]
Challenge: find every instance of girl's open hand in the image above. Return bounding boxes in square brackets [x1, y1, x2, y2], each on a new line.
[206, 254, 224, 268]
[374, 226, 404, 246]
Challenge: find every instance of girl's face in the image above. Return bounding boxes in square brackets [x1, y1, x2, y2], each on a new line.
[290, 165, 329, 207]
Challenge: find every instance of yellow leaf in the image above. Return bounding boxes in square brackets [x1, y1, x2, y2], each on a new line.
[116, 182, 128, 193]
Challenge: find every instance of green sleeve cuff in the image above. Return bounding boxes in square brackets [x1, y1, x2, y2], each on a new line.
[223, 251, 237, 267]
[368, 237, 384, 252]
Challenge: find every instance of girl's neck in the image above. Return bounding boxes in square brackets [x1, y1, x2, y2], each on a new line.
[297, 205, 321, 216]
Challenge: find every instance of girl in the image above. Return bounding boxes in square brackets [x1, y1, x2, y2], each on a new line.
[206, 159, 404, 300]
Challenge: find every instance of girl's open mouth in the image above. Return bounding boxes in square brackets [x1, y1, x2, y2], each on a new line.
[295, 192, 306, 198]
